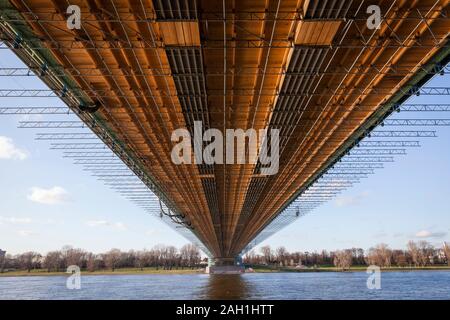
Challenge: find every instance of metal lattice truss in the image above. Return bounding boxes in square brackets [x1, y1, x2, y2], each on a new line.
[1, 86, 450, 98]
[0, 6, 447, 23]
[3, 103, 450, 115]
[243, 106, 449, 252]
[1, 64, 450, 77]
[0, 0, 212, 256]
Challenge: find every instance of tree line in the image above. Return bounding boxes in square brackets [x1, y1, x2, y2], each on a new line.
[0, 244, 202, 273]
[244, 241, 450, 270]
[2, 240, 450, 273]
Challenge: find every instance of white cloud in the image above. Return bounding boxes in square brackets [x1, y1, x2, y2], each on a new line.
[0, 136, 28, 160]
[28, 186, 69, 204]
[415, 230, 447, 239]
[17, 230, 37, 237]
[335, 191, 369, 207]
[416, 230, 431, 238]
[146, 229, 159, 236]
[0, 216, 32, 224]
[86, 220, 127, 231]
[86, 220, 108, 227]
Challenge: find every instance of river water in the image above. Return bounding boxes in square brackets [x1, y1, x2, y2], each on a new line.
[1, 271, 449, 300]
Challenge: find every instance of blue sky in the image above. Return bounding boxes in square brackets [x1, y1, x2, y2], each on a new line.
[1, 49, 449, 255]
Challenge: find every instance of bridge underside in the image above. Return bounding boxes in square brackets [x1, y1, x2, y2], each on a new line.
[1, 0, 449, 259]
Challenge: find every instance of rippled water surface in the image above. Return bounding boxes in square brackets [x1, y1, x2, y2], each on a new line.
[1, 271, 450, 300]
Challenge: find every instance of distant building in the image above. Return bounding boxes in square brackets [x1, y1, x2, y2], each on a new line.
[437, 248, 446, 262]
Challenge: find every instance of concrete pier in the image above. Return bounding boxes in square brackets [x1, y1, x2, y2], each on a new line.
[205, 265, 245, 274]
[205, 257, 245, 274]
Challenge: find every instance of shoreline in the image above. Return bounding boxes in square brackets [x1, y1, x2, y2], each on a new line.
[0, 268, 205, 277]
[253, 265, 450, 273]
[1, 266, 450, 277]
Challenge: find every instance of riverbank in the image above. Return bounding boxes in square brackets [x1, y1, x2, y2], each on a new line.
[0, 267, 205, 277]
[250, 265, 450, 273]
[2, 265, 450, 277]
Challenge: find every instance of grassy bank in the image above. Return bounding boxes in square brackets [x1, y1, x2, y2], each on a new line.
[2, 265, 450, 277]
[0, 267, 205, 277]
[250, 265, 450, 273]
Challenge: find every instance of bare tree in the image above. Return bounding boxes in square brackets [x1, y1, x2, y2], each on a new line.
[443, 242, 450, 266]
[103, 249, 121, 271]
[351, 248, 365, 265]
[119, 250, 137, 269]
[134, 250, 147, 271]
[333, 250, 353, 270]
[407, 241, 420, 267]
[86, 253, 102, 272]
[166, 246, 178, 269]
[180, 244, 200, 269]
[0, 250, 5, 273]
[367, 244, 392, 267]
[147, 249, 158, 268]
[407, 241, 434, 267]
[63, 247, 86, 268]
[392, 250, 409, 267]
[275, 247, 287, 266]
[18, 252, 41, 272]
[417, 241, 434, 266]
[244, 250, 257, 265]
[260, 246, 272, 265]
[320, 250, 331, 265]
[43, 251, 62, 272]
[378, 243, 392, 267]
[153, 244, 166, 269]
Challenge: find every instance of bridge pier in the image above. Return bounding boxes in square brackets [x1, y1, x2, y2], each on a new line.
[205, 256, 245, 274]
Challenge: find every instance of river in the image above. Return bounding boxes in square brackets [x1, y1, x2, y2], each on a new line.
[1, 271, 449, 299]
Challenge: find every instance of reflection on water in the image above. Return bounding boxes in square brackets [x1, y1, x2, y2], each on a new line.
[200, 275, 252, 300]
[1, 271, 450, 300]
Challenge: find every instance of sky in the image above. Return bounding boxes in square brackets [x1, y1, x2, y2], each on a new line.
[1, 49, 450, 256]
